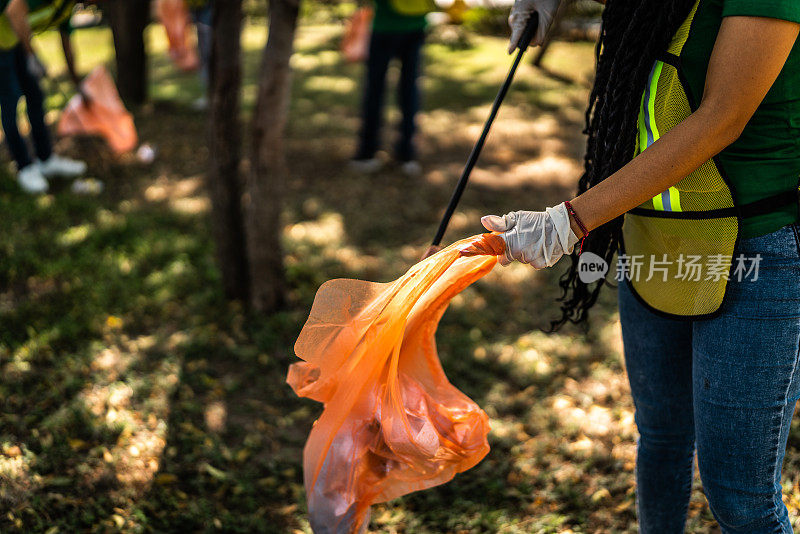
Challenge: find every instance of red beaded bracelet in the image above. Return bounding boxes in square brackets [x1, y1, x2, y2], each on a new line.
[564, 200, 589, 254]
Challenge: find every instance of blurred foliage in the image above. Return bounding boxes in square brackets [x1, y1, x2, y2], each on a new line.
[1, 15, 798, 534]
[570, 0, 603, 18]
[461, 0, 603, 38]
[462, 7, 509, 37]
[243, 0, 268, 19]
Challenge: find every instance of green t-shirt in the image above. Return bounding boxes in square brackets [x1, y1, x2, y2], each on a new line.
[372, 0, 428, 34]
[680, 0, 800, 238]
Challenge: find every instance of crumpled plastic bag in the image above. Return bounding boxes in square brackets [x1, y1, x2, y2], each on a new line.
[341, 8, 372, 64]
[287, 233, 505, 533]
[156, 0, 200, 72]
[57, 66, 138, 155]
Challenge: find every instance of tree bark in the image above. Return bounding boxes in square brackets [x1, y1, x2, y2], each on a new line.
[245, 0, 299, 312]
[106, 0, 150, 105]
[207, 0, 250, 302]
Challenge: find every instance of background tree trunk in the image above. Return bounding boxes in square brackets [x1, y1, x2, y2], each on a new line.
[208, 0, 249, 302]
[245, 0, 299, 313]
[106, 0, 150, 105]
[532, 0, 571, 67]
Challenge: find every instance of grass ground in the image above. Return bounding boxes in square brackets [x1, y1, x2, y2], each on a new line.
[2, 16, 800, 534]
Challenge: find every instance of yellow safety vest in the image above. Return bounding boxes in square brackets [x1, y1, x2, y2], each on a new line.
[621, 0, 798, 319]
[0, 0, 75, 51]
[389, 0, 435, 17]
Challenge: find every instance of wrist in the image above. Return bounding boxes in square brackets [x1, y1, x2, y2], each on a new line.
[564, 200, 587, 238]
[568, 212, 585, 239]
[563, 199, 589, 254]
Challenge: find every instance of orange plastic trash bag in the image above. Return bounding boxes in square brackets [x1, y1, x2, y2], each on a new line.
[287, 233, 505, 533]
[341, 8, 372, 64]
[57, 66, 138, 155]
[156, 0, 200, 72]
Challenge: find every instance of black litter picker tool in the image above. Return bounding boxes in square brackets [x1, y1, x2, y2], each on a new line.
[427, 12, 540, 252]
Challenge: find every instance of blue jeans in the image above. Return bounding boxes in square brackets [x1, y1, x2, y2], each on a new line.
[0, 44, 52, 169]
[190, 3, 212, 87]
[619, 223, 800, 533]
[356, 30, 425, 162]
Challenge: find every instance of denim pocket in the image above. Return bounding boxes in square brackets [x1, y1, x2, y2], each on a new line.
[737, 224, 799, 260]
[726, 224, 800, 318]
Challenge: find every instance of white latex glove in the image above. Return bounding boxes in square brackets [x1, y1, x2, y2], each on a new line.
[508, 0, 561, 53]
[481, 202, 580, 267]
[26, 53, 47, 80]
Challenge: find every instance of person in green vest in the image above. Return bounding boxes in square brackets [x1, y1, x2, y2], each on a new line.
[0, 0, 87, 194]
[466, 0, 800, 531]
[349, 0, 431, 176]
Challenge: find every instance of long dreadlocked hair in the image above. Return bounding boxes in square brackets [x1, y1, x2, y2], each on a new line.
[550, 0, 696, 330]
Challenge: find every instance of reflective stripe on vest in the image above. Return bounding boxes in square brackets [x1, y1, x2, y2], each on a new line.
[638, 60, 682, 212]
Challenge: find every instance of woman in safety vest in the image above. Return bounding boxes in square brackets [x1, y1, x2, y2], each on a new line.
[475, 0, 800, 531]
[0, 0, 87, 194]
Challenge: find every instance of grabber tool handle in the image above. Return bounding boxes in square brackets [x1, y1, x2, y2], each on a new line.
[430, 12, 539, 247]
[515, 10, 540, 51]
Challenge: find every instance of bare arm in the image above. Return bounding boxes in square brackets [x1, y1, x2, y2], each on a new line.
[6, 0, 33, 55]
[568, 16, 800, 236]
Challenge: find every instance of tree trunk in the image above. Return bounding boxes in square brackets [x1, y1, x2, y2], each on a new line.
[207, 0, 249, 302]
[106, 0, 150, 105]
[245, 0, 298, 312]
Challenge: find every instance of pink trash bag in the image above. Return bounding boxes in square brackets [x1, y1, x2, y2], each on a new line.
[287, 233, 505, 533]
[57, 66, 138, 155]
[156, 0, 200, 72]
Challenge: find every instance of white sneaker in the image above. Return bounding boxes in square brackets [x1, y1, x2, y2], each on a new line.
[17, 164, 49, 194]
[39, 154, 87, 179]
[400, 160, 422, 176]
[348, 157, 383, 174]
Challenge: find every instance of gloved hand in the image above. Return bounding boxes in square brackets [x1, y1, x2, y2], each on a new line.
[508, 0, 561, 53]
[25, 53, 47, 80]
[480, 202, 580, 267]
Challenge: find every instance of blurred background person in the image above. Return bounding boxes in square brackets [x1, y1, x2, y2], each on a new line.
[0, 0, 87, 194]
[189, 0, 212, 110]
[349, 0, 430, 176]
